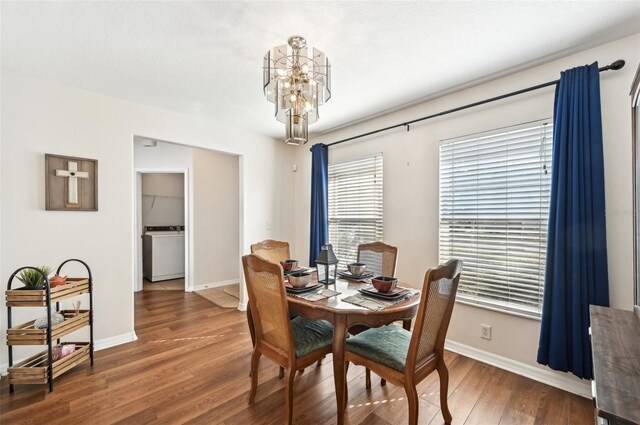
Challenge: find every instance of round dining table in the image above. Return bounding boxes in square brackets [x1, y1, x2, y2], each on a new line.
[286, 276, 421, 424]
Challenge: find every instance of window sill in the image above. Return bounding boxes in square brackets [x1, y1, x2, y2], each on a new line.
[455, 298, 542, 322]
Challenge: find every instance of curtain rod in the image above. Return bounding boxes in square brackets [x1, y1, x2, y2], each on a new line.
[313, 59, 625, 150]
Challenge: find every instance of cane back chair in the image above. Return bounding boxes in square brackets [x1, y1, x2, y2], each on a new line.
[243, 254, 333, 425]
[354, 241, 399, 387]
[344, 259, 463, 425]
[357, 241, 398, 278]
[247, 240, 293, 376]
[250, 239, 290, 264]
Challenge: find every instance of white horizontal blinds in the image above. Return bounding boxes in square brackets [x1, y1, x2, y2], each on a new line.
[439, 120, 553, 317]
[328, 155, 383, 266]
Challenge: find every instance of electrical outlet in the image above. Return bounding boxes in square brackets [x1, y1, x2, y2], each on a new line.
[481, 324, 492, 340]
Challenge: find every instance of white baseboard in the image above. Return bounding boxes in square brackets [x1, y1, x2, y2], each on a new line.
[94, 331, 138, 351]
[445, 340, 591, 398]
[193, 279, 238, 292]
[237, 301, 248, 312]
[1, 331, 138, 376]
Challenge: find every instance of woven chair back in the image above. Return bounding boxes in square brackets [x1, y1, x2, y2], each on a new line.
[242, 254, 292, 355]
[409, 259, 462, 368]
[250, 239, 290, 264]
[357, 242, 398, 277]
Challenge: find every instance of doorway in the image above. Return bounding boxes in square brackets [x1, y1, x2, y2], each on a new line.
[134, 169, 189, 292]
[140, 173, 186, 291]
[132, 137, 242, 305]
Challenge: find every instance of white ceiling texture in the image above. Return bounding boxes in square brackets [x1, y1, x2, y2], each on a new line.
[2, 1, 640, 141]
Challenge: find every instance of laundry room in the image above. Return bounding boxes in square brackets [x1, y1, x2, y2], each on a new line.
[142, 173, 185, 290]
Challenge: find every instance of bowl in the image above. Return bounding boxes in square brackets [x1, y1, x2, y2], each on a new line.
[288, 271, 312, 288]
[371, 276, 398, 293]
[280, 259, 298, 271]
[50, 275, 67, 288]
[347, 263, 367, 276]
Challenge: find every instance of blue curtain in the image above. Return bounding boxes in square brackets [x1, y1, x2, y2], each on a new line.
[310, 143, 329, 266]
[537, 62, 609, 380]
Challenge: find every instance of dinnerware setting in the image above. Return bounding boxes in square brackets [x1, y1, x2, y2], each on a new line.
[347, 262, 367, 276]
[288, 271, 312, 288]
[358, 285, 410, 300]
[370, 276, 398, 293]
[280, 259, 298, 271]
[285, 282, 323, 294]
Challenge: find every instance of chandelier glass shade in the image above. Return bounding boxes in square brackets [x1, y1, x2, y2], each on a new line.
[263, 35, 331, 145]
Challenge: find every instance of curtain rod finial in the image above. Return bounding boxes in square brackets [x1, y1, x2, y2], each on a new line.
[609, 59, 625, 70]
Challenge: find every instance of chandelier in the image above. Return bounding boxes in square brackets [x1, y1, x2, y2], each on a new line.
[263, 35, 331, 145]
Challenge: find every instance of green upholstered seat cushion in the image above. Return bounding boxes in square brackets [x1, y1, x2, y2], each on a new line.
[291, 316, 333, 358]
[345, 324, 410, 372]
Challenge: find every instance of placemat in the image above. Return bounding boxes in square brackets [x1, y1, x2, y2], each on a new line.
[341, 290, 419, 311]
[290, 288, 341, 302]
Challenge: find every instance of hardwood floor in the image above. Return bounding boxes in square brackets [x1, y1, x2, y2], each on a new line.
[0, 291, 593, 424]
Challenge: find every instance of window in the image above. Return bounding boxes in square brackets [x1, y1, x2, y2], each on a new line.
[439, 120, 552, 318]
[329, 154, 383, 266]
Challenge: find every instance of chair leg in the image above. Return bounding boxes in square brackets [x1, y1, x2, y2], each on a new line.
[365, 368, 371, 389]
[284, 369, 296, 425]
[404, 383, 419, 425]
[279, 367, 285, 378]
[344, 361, 350, 410]
[247, 309, 257, 378]
[247, 309, 256, 346]
[381, 378, 386, 386]
[437, 362, 452, 424]
[317, 355, 325, 366]
[248, 350, 261, 404]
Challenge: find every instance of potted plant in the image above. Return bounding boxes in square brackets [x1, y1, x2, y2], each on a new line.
[16, 266, 52, 290]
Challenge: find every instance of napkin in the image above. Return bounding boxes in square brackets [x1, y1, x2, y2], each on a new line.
[290, 288, 341, 302]
[341, 290, 419, 311]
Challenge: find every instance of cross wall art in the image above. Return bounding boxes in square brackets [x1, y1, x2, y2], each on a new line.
[45, 154, 98, 211]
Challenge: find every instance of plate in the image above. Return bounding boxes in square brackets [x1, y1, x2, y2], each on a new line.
[284, 267, 313, 276]
[285, 283, 323, 294]
[338, 270, 374, 281]
[359, 285, 411, 300]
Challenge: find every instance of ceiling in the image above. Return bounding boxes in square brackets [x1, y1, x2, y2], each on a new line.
[2, 1, 640, 141]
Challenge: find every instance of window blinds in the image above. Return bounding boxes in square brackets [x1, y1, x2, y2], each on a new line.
[439, 120, 553, 317]
[328, 154, 383, 266]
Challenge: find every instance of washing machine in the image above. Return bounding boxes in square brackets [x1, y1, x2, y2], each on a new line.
[143, 225, 185, 282]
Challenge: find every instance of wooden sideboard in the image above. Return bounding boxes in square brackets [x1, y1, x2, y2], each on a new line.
[590, 305, 640, 425]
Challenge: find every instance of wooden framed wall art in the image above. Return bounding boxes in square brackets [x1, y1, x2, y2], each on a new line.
[45, 154, 98, 211]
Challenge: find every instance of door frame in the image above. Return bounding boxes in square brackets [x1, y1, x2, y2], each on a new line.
[133, 167, 192, 292]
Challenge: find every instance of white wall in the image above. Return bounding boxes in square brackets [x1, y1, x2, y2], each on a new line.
[293, 34, 640, 390]
[142, 173, 184, 198]
[193, 149, 240, 287]
[141, 173, 185, 227]
[0, 70, 296, 370]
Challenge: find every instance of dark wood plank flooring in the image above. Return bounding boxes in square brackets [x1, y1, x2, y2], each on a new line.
[1, 290, 593, 424]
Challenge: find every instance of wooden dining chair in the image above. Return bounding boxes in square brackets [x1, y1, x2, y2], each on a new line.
[357, 241, 398, 277]
[248, 239, 297, 377]
[250, 239, 291, 263]
[248, 240, 291, 345]
[344, 259, 463, 425]
[242, 254, 333, 425]
[355, 241, 399, 387]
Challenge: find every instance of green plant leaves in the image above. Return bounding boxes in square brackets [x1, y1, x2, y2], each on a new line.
[17, 266, 52, 287]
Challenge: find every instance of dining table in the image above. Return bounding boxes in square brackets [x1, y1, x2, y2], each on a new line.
[286, 272, 421, 424]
